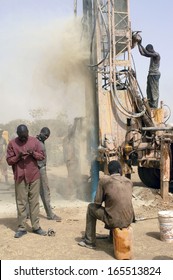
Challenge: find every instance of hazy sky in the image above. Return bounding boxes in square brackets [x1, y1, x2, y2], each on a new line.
[0, 0, 173, 124]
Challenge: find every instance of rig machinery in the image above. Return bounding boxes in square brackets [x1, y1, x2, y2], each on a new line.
[81, 0, 173, 201]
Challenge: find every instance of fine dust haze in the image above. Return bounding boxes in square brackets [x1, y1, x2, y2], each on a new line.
[0, 17, 92, 124]
[1, 16, 95, 202]
[33, 17, 91, 123]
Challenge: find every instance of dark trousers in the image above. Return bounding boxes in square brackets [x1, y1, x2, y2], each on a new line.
[147, 74, 160, 108]
[39, 167, 54, 219]
[85, 203, 108, 245]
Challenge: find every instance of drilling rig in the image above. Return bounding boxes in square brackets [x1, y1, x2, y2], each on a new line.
[76, 0, 173, 202]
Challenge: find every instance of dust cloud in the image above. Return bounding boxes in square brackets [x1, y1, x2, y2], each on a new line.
[31, 17, 91, 122]
[32, 18, 94, 201]
[1, 16, 95, 201]
[0, 16, 92, 124]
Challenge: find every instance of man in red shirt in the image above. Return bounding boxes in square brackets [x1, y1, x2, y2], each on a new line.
[6, 124, 47, 238]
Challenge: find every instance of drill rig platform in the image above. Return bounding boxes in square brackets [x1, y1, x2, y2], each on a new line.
[81, 0, 173, 201]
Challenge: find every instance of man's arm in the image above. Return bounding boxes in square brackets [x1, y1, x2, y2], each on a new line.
[138, 43, 159, 58]
[138, 43, 148, 56]
[6, 142, 22, 166]
[94, 180, 105, 205]
[27, 138, 45, 161]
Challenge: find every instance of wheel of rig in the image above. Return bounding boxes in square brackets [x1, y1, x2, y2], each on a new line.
[138, 167, 160, 189]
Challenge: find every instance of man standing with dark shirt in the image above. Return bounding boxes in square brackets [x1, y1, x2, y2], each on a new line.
[78, 160, 135, 249]
[37, 127, 61, 221]
[137, 41, 161, 108]
[6, 124, 47, 238]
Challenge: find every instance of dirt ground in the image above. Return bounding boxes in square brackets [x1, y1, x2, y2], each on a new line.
[0, 165, 173, 260]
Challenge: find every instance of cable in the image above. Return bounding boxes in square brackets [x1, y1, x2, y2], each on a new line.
[163, 104, 171, 123]
[110, 83, 146, 118]
[88, 0, 110, 68]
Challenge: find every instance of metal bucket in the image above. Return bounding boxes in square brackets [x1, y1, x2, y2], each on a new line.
[158, 210, 173, 242]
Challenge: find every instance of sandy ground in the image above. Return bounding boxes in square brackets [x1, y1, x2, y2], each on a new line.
[0, 165, 173, 260]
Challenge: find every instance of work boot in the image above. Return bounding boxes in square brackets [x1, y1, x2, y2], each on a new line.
[47, 214, 62, 222]
[14, 230, 27, 238]
[78, 240, 96, 249]
[33, 228, 47, 236]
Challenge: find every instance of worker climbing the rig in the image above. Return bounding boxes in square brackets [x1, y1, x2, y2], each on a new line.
[137, 35, 161, 109]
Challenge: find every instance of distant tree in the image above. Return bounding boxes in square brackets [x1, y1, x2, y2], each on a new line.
[29, 108, 48, 120]
[2, 110, 71, 166]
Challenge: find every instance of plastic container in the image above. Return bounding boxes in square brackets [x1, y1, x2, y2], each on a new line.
[113, 225, 133, 260]
[158, 210, 173, 242]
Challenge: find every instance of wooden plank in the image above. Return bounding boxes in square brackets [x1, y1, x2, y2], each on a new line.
[160, 141, 170, 201]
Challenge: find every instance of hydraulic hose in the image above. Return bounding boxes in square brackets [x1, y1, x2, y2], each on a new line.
[110, 83, 146, 118]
